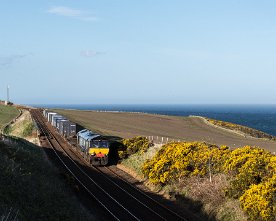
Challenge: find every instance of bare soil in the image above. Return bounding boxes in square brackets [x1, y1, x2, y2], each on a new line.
[54, 109, 276, 152]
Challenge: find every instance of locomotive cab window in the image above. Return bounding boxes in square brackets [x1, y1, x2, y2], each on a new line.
[92, 141, 100, 147]
[101, 141, 109, 148]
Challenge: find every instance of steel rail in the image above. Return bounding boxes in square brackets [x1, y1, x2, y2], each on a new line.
[44, 123, 169, 220]
[52, 138, 167, 220]
[93, 166, 167, 220]
[32, 111, 137, 221]
[34, 112, 140, 220]
[106, 166, 188, 221]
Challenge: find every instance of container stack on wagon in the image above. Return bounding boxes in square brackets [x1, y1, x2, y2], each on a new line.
[52, 115, 64, 127]
[59, 120, 76, 137]
[42, 109, 76, 137]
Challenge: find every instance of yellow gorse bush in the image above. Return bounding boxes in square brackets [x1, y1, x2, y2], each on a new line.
[142, 142, 230, 184]
[120, 136, 153, 159]
[223, 146, 274, 198]
[142, 141, 275, 220]
[239, 174, 276, 221]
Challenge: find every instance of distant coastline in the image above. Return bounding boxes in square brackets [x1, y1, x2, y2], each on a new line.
[191, 115, 276, 141]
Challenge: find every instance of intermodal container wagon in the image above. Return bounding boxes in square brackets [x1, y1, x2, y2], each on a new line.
[58, 120, 76, 137]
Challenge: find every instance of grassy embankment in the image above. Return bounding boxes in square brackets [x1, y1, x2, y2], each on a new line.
[0, 104, 20, 133]
[0, 105, 96, 220]
[120, 137, 275, 221]
[8, 109, 38, 144]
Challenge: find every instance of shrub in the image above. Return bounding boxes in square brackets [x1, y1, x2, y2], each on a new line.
[3, 125, 12, 135]
[142, 142, 230, 185]
[223, 146, 273, 198]
[142, 142, 275, 220]
[239, 174, 275, 221]
[120, 136, 153, 159]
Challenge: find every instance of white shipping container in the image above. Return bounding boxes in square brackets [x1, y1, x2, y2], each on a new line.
[48, 113, 57, 122]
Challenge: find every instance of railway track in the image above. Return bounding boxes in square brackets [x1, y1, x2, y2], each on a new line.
[31, 109, 189, 221]
[32, 110, 137, 221]
[101, 166, 187, 218]
[94, 166, 187, 220]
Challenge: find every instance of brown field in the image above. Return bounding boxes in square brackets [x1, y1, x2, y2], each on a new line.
[54, 109, 276, 152]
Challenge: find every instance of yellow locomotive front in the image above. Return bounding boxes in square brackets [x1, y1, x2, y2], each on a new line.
[77, 129, 110, 166]
[89, 140, 109, 165]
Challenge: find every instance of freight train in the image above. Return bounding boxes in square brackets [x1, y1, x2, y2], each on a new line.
[42, 109, 110, 166]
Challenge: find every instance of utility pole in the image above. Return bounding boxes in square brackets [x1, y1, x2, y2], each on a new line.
[208, 154, 212, 183]
[7, 85, 10, 103]
[5, 85, 10, 105]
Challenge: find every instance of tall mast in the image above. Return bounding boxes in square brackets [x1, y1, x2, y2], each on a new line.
[7, 85, 9, 103]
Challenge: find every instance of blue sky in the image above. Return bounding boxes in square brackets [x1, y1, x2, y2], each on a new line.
[1, 1, 276, 104]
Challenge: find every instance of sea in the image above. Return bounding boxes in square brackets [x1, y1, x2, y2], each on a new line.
[32, 104, 276, 137]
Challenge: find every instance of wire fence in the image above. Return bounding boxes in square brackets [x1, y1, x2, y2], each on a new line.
[147, 135, 184, 145]
[146, 136, 276, 155]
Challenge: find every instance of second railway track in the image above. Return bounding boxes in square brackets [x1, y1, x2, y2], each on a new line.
[31, 109, 188, 221]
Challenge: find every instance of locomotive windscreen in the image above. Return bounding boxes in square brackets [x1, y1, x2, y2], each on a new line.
[91, 140, 109, 148]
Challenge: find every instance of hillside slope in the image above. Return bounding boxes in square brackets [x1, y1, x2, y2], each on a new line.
[0, 108, 97, 221]
[0, 137, 95, 221]
[0, 104, 19, 130]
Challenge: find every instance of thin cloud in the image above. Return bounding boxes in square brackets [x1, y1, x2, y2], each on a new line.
[0, 54, 30, 67]
[47, 6, 81, 17]
[47, 6, 98, 21]
[81, 50, 105, 57]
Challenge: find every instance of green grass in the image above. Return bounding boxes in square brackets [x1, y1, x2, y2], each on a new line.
[0, 110, 96, 220]
[0, 137, 96, 221]
[121, 144, 162, 176]
[21, 121, 34, 137]
[0, 104, 19, 129]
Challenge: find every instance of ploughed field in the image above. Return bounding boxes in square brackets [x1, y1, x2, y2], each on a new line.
[54, 109, 276, 152]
